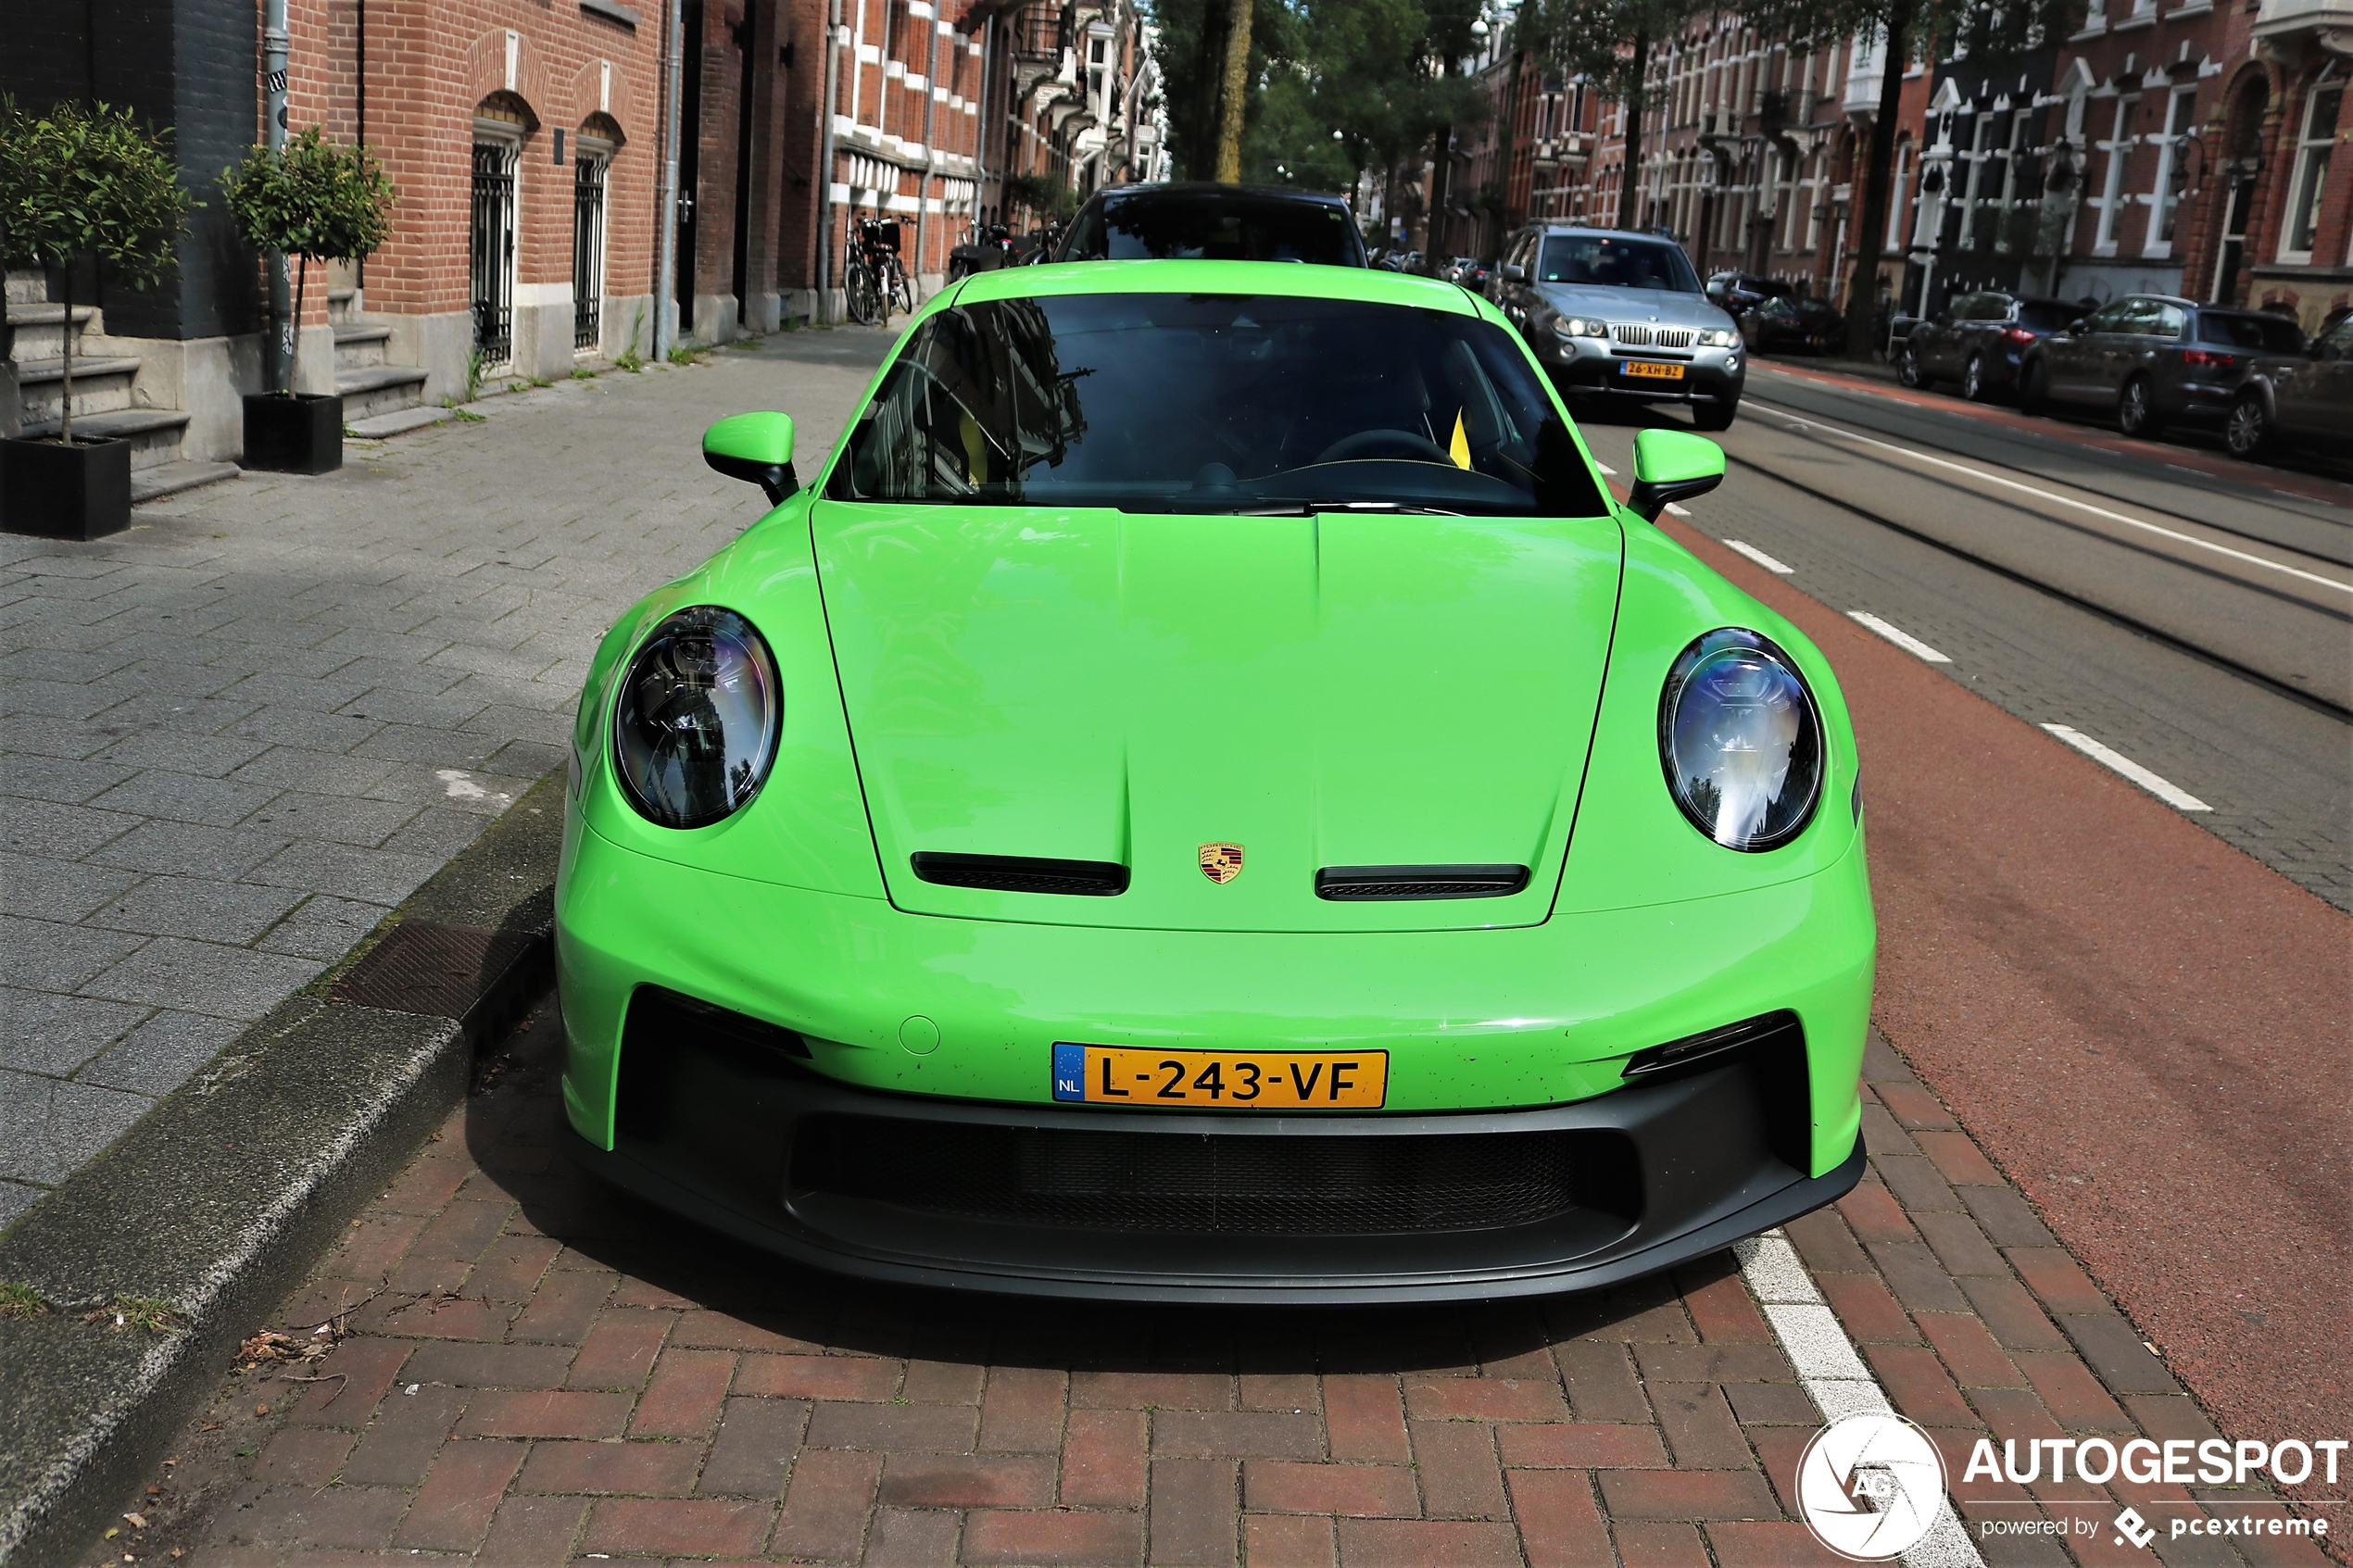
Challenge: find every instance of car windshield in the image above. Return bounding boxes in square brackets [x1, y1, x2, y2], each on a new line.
[1539, 235, 1700, 292]
[1062, 193, 1363, 266]
[826, 293, 1607, 518]
[2199, 312, 2307, 353]
[2017, 301, 2074, 332]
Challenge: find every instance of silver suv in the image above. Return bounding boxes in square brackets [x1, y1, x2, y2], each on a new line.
[1490, 225, 1744, 430]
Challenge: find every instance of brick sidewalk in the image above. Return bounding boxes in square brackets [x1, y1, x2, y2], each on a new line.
[94, 996, 2331, 1568]
[0, 331, 888, 1225]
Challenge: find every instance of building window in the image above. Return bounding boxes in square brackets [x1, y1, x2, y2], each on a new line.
[471, 138, 518, 368]
[2143, 84, 2196, 255]
[1886, 141, 1913, 247]
[2281, 72, 2344, 260]
[2092, 94, 2136, 253]
[573, 152, 608, 354]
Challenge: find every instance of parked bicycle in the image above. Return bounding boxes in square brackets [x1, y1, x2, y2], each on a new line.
[844, 216, 909, 326]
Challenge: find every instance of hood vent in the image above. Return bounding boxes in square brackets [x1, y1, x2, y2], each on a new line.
[911, 852, 1130, 897]
[1315, 864, 1530, 901]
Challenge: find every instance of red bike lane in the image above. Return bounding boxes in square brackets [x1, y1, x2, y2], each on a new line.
[1659, 513, 2353, 1473]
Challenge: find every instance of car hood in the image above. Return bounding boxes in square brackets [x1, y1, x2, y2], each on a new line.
[810, 500, 1624, 932]
[1535, 284, 1733, 331]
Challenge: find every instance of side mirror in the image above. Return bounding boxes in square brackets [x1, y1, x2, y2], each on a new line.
[2067, 318, 2086, 334]
[703, 411, 798, 505]
[1626, 428, 1726, 522]
[1501, 264, 1525, 283]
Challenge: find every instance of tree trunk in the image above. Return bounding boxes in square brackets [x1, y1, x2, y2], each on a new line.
[1615, 31, 1651, 232]
[292, 254, 309, 392]
[1843, 0, 1912, 356]
[1191, 0, 1226, 177]
[58, 268, 73, 445]
[1214, 0, 1254, 182]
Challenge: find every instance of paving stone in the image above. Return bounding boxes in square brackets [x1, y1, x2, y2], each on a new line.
[0, 915, 147, 991]
[84, 818, 292, 878]
[0, 986, 148, 1073]
[81, 935, 325, 1020]
[83, 769, 281, 828]
[83, 874, 306, 943]
[240, 790, 420, 846]
[241, 838, 445, 905]
[256, 893, 394, 959]
[0, 851, 145, 922]
[0, 1068, 151, 1182]
[74, 1008, 244, 1092]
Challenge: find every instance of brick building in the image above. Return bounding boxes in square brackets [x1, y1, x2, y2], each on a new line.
[6, 0, 1164, 486]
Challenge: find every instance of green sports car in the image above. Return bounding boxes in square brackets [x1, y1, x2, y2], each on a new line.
[557, 259, 1873, 1302]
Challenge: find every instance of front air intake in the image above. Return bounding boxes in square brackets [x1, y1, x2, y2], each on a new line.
[911, 852, 1130, 897]
[1315, 864, 1530, 900]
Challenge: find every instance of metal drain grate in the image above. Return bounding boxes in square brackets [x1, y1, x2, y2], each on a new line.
[330, 922, 537, 1020]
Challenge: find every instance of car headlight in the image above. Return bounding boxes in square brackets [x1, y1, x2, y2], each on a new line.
[1696, 328, 1740, 348]
[1552, 315, 1608, 339]
[611, 607, 780, 829]
[1658, 628, 1824, 851]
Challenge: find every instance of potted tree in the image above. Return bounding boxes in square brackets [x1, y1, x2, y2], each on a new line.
[221, 126, 394, 473]
[0, 99, 195, 540]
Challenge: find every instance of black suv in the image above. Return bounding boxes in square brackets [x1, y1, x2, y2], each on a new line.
[1055, 183, 1367, 267]
[2225, 311, 2350, 459]
[2018, 295, 2309, 439]
[1899, 292, 2079, 400]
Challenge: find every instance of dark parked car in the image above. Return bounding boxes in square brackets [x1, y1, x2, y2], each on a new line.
[1705, 272, 1789, 314]
[2225, 310, 2353, 458]
[1898, 292, 2078, 399]
[1739, 293, 1843, 355]
[1056, 183, 1367, 267]
[2018, 295, 2310, 439]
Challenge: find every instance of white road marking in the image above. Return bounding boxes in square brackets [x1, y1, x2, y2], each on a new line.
[1594, 460, 1618, 475]
[1738, 1232, 1987, 1568]
[1750, 401, 2353, 596]
[2038, 725, 2211, 811]
[1726, 539, 1795, 574]
[1665, 502, 1693, 517]
[1847, 611, 1953, 663]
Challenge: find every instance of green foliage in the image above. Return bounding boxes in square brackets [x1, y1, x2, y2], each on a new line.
[1002, 172, 1081, 220]
[0, 1281, 49, 1320]
[0, 97, 195, 286]
[464, 347, 490, 402]
[1151, 0, 1480, 205]
[219, 126, 395, 265]
[615, 347, 645, 372]
[572, 366, 598, 380]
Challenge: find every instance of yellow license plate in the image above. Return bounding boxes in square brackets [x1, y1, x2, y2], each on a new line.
[1052, 1044, 1388, 1109]
[1621, 360, 1686, 381]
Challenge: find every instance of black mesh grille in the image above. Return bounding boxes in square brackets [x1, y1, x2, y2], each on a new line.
[792, 1117, 1580, 1234]
[1315, 864, 1529, 900]
[911, 852, 1129, 897]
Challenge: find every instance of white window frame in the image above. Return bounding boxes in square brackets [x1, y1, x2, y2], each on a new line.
[1957, 108, 1996, 248]
[2278, 71, 2344, 263]
[2092, 95, 2136, 254]
[2141, 83, 2196, 257]
[1886, 142, 1914, 247]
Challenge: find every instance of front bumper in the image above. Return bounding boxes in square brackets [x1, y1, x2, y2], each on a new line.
[1539, 337, 1744, 408]
[567, 1000, 1865, 1302]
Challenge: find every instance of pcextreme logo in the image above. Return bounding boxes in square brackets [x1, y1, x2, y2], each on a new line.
[1795, 1411, 1949, 1561]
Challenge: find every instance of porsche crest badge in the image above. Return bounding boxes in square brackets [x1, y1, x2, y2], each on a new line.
[1199, 843, 1245, 884]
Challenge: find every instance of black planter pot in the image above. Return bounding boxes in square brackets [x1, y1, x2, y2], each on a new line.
[243, 391, 344, 474]
[2, 435, 133, 540]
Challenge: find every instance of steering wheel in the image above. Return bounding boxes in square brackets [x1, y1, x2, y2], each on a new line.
[1314, 429, 1453, 465]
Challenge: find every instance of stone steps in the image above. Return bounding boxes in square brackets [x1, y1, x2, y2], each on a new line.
[6, 304, 96, 363]
[334, 323, 392, 370]
[132, 459, 242, 504]
[15, 407, 194, 470]
[15, 356, 147, 423]
[336, 364, 430, 422]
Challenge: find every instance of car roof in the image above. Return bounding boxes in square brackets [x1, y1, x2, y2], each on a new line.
[944, 257, 1484, 315]
[1086, 182, 1353, 210]
[1525, 223, 1680, 242]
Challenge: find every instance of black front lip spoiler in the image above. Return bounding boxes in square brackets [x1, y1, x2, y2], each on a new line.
[563, 1100, 1863, 1306]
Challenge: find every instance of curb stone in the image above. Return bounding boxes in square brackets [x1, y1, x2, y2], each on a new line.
[0, 772, 564, 1568]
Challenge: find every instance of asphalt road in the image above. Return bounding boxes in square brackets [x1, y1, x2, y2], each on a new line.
[1576, 362, 2353, 915]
